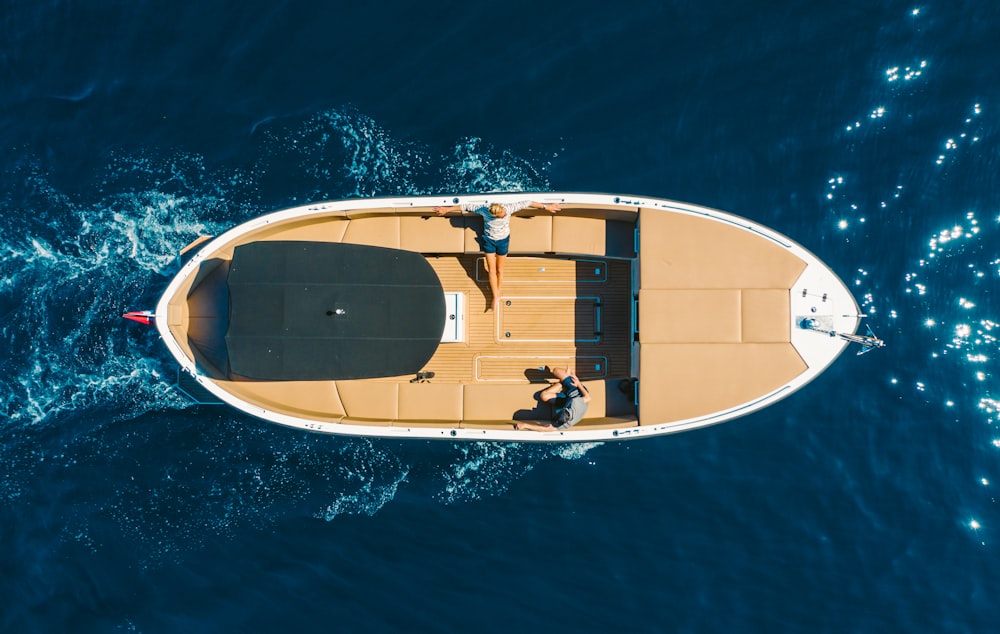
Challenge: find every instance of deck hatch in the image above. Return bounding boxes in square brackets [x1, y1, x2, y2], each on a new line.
[498, 296, 601, 343]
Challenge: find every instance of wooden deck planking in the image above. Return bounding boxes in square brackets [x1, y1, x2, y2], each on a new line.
[499, 297, 599, 343]
[421, 255, 632, 383]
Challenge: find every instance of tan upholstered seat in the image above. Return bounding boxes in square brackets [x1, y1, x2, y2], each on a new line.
[227, 380, 346, 421]
[551, 215, 606, 255]
[741, 289, 791, 343]
[638, 343, 806, 424]
[509, 214, 553, 252]
[461, 380, 606, 422]
[636, 208, 806, 425]
[397, 381, 464, 422]
[342, 216, 401, 249]
[399, 216, 466, 253]
[337, 380, 397, 423]
[638, 289, 792, 344]
[261, 217, 350, 243]
[639, 209, 806, 290]
[639, 289, 742, 343]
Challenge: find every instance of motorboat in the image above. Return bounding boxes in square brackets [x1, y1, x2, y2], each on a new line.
[142, 193, 878, 442]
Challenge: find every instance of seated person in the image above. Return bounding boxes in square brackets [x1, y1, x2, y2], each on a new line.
[433, 200, 559, 311]
[514, 367, 590, 432]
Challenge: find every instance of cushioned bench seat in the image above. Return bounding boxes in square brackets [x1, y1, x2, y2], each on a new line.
[336, 380, 396, 426]
[220, 375, 636, 429]
[400, 216, 467, 253]
[227, 380, 346, 422]
[638, 343, 807, 424]
[638, 289, 791, 343]
[335, 209, 636, 259]
[463, 211, 635, 257]
[509, 213, 636, 257]
[325, 378, 629, 430]
[343, 214, 401, 249]
[397, 382, 464, 424]
[507, 214, 554, 252]
[463, 380, 606, 421]
[639, 209, 806, 290]
[552, 215, 608, 255]
[342, 212, 471, 253]
[336, 380, 464, 423]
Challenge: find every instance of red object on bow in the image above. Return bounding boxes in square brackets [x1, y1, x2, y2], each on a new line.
[122, 310, 155, 325]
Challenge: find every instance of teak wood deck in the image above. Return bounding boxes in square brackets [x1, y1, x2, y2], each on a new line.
[420, 254, 633, 385]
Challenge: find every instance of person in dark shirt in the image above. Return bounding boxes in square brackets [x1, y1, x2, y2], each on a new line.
[514, 366, 590, 432]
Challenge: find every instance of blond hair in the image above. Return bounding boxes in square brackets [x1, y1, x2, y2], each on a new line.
[488, 203, 506, 217]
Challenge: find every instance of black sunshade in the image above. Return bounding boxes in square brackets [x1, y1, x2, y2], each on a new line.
[226, 241, 445, 380]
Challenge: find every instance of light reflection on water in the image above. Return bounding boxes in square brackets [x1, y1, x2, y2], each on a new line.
[820, 11, 996, 542]
[910, 197, 997, 545]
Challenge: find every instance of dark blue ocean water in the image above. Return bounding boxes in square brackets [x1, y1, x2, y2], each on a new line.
[1, 0, 997, 631]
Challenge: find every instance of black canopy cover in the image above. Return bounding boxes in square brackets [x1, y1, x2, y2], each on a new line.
[226, 241, 445, 380]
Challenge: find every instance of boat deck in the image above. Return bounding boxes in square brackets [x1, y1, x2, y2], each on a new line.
[157, 195, 859, 440]
[420, 254, 633, 385]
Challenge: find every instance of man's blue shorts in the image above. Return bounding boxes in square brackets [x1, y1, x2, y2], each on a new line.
[482, 234, 510, 256]
[550, 376, 582, 407]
